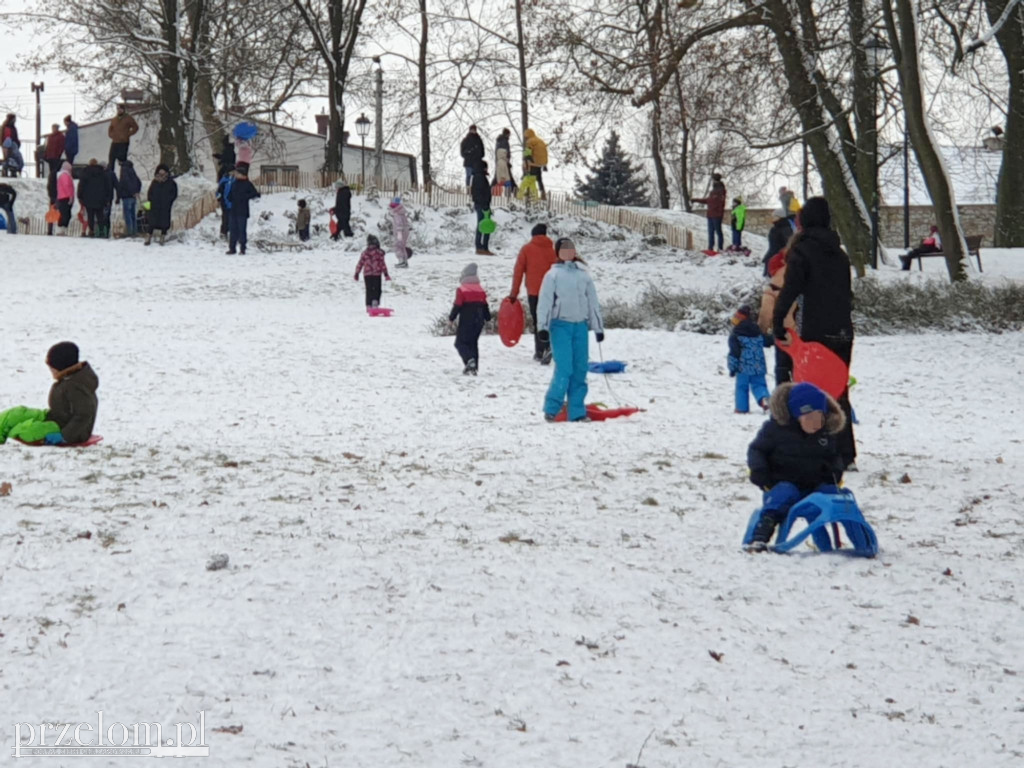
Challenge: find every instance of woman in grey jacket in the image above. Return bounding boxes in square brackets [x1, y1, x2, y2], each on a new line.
[536, 238, 605, 422]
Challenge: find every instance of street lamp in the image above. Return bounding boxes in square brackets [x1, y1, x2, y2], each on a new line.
[864, 34, 889, 269]
[355, 113, 371, 188]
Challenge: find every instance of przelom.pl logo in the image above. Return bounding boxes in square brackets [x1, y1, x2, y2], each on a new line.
[11, 711, 209, 758]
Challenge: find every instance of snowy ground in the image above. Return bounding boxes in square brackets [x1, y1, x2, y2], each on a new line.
[1, 192, 1022, 767]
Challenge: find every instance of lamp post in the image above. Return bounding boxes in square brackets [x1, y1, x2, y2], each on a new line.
[864, 35, 889, 269]
[373, 57, 383, 188]
[355, 113, 371, 189]
[31, 82, 44, 178]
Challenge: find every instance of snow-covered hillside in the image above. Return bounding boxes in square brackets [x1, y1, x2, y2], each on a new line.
[0, 192, 1021, 767]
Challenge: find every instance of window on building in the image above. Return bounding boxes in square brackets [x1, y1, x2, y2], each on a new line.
[259, 165, 300, 187]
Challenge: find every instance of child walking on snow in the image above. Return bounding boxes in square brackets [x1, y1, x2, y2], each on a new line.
[727, 304, 772, 414]
[449, 262, 491, 375]
[744, 382, 845, 551]
[389, 197, 411, 267]
[729, 196, 746, 251]
[354, 234, 390, 307]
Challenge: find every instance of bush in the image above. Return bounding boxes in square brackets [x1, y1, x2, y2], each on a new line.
[430, 278, 1024, 337]
[851, 276, 1024, 334]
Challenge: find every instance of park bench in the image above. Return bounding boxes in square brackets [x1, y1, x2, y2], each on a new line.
[912, 234, 983, 272]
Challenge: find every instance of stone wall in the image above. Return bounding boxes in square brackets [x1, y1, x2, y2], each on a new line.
[743, 205, 996, 245]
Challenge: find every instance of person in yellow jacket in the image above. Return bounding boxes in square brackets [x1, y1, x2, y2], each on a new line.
[523, 128, 548, 200]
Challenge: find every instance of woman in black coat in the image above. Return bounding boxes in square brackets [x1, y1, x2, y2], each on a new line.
[771, 196, 857, 469]
[332, 182, 353, 239]
[145, 163, 178, 245]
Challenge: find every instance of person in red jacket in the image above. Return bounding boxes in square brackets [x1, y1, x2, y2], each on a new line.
[691, 172, 726, 252]
[508, 223, 558, 363]
[43, 124, 65, 175]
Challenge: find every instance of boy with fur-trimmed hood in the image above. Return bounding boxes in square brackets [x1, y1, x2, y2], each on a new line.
[744, 381, 845, 551]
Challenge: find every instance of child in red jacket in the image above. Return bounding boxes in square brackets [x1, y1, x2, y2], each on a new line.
[354, 234, 390, 307]
[449, 263, 491, 375]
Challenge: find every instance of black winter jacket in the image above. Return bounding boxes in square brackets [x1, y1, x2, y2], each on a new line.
[772, 227, 853, 343]
[117, 163, 142, 201]
[47, 362, 99, 445]
[334, 185, 351, 219]
[763, 219, 794, 274]
[77, 165, 109, 209]
[146, 177, 178, 230]
[228, 178, 261, 218]
[461, 133, 485, 168]
[747, 382, 845, 492]
[471, 169, 492, 209]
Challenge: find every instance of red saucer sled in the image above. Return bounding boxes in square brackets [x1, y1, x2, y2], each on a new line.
[783, 331, 849, 399]
[14, 435, 104, 447]
[498, 297, 525, 347]
[553, 405, 640, 422]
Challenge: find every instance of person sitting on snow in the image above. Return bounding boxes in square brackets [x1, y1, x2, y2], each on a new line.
[727, 305, 772, 414]
[0, 342, 99, 445]
[744, 382, 845, 552]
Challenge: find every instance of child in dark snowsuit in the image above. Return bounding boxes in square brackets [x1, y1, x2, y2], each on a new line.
[744, 382, 846, 551]
[727, 304, 772, 413]
[449, 262, 491, 375]
[354, 234, 390, 307]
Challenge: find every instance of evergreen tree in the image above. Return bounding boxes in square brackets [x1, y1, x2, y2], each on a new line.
[575, 131, 650, 206]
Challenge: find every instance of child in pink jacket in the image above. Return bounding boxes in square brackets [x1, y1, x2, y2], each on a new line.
[354, 234, 391, 307]
[389, 197, 411, 267]
[56, 161, 75, 233]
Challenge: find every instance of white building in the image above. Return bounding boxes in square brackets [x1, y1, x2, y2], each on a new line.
[71, 106, 417, 185]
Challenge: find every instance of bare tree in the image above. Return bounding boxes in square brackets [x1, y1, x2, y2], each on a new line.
[291, 0, 367, 173]
[882, 0, 968, 280]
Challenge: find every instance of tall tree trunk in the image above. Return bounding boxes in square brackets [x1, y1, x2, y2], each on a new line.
[848, 0, 877, 207]
[672, 70, 692, 212]
[986, 0, 1024, 246]
[418, 0, 431, 190]
[883, 0, 967, 280]
[157, 0, 190, 172]
[514, 0, 528, 132]
[650, 100, 670, 208]
[765, 0, 873, 275]
[189, 0, 226, 172]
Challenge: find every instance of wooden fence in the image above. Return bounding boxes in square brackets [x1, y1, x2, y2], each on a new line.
[7, 172, 696, 250]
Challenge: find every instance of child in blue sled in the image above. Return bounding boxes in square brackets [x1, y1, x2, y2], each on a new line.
[727, 304, 772, 413]
[744, 382, 845, 552]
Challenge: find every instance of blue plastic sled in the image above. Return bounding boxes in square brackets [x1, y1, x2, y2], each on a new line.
[232, 121, 259, 141]
[742, 490, 878, 558]
[588, 360, 627, 374]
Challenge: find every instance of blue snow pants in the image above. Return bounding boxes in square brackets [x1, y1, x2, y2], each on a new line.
[735, 373, 770, 413]
[544, 319, 589, 421]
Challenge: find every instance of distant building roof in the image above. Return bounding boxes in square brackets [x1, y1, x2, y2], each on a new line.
[879, 144, 1001, 206]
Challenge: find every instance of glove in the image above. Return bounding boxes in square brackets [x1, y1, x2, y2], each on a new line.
[354, 275, 359, 281]
[44, 432, 65, 445]
[538, 330, 550, 344]
[750, 470, 770, 490]
[595, 331, 604, 343]
[385, 275, 391, 281]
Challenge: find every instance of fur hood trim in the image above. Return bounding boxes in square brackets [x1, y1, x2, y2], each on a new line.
[769, 381, 845, 433]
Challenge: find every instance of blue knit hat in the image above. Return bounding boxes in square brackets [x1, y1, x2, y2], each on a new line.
[788, 382, 827, 416]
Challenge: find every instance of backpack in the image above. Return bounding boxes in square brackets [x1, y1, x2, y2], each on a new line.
[217, 176, 234, 210]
